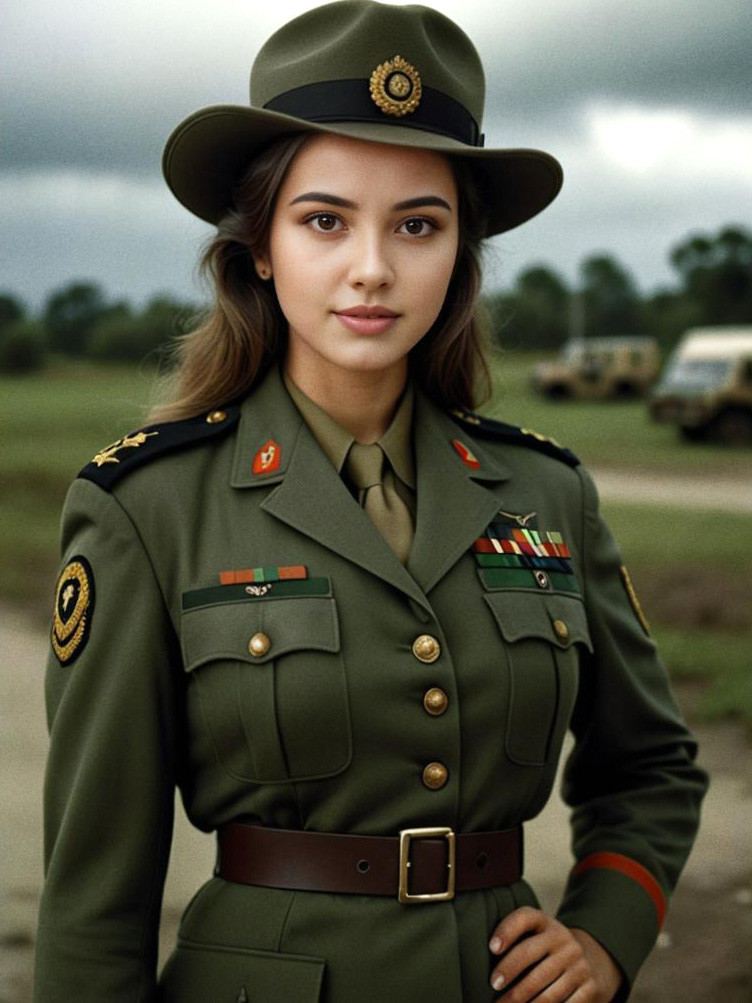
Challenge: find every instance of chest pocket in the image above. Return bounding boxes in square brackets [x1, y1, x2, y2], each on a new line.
[483, 590, 593, 766]
[181, 591, 352, 784]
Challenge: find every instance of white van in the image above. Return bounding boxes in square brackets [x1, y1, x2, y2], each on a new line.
[649, 326, 752, 444]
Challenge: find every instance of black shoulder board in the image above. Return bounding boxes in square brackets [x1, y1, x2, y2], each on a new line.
[77, 405, 241, 490]
[448, 408, 580, 468]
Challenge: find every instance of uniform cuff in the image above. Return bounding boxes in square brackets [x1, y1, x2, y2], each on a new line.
[555, 853, 666, 996]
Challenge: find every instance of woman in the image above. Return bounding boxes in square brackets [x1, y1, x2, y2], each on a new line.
[34, 2, 708, 1001]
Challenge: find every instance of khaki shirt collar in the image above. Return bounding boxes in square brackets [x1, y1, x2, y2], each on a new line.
[281, 365, 415, 489]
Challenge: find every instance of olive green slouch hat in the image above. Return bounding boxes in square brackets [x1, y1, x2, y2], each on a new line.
[162, 0, 563, 237]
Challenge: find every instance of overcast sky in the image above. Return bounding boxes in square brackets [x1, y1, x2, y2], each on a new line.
[2, 0, 751, 312]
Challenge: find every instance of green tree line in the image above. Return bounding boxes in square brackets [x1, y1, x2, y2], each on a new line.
[485, 224, 752, 352]
[0, 288, 198, 374]
[1, 224, 750, 374]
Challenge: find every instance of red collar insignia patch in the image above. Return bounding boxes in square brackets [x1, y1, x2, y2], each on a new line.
[252, 439, 281, 474]
[451, 438, 480, 470]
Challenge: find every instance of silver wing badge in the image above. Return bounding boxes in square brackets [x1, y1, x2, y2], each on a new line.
[497, 509, 538, 527]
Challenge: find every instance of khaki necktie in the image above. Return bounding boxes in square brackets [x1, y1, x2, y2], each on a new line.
[344, 442, 414, 564]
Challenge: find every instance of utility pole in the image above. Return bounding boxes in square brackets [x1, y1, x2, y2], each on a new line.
[568, 291, 585, 342]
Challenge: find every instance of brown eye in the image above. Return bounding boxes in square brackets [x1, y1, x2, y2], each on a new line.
[306, 212, 343, 233]
[401, 217, 436, 236]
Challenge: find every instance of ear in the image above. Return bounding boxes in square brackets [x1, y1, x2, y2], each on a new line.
[253, 255, 272, 280]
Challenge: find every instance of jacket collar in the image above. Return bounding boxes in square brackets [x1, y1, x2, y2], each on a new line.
[229, 362, 511, 605]
[280, 366, 416, 490]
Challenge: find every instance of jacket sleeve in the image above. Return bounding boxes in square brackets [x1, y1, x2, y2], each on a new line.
[554, 465, 709, 999]
[33, 478, 182, 1003]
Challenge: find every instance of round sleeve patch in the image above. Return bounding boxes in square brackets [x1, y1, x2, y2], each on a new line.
[51, 556, 95, 665]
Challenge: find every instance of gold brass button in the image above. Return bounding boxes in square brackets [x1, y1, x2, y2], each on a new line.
[553, 619, 569, 641]
[412, 634, 441, 663]
[206, 409, 227, 424]
[422, 762, 448, 789]
[423, 688, 448, 716]
[248, 632, 271, 657]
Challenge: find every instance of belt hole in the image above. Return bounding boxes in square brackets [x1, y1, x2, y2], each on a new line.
[356, 858, 370, 873]
[476, 852, 489, 869]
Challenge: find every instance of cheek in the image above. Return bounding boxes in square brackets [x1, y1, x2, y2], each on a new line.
[413, 247, 457, 309]
[418, 232, 458, 282]
[270, 230, 306, 276]
[269, 233, 327, 317]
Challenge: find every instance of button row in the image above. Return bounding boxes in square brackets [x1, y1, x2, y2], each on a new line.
[415, 637, 448, 787]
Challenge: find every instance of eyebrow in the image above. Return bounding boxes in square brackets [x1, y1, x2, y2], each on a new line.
[288, 191, 453, 212]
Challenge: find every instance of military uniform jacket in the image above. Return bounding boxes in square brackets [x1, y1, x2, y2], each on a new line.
[34, 361, 708, 1003]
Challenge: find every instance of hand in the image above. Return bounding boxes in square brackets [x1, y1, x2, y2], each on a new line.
[487, 907, 623, 1001]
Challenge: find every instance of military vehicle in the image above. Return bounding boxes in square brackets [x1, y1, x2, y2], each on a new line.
[532, 336, 660, 400]
[649, 327, 752, 444]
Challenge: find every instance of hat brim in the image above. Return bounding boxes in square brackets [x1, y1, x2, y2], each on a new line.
[162, 104, 563, 237]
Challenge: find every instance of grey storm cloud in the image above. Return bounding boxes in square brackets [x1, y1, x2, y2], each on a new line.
[4, 0, 750, 175]
[3, 0, 750, 308]
[480, 0, 751, 121]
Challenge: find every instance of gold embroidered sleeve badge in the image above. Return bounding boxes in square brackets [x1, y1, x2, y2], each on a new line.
[51, 556, 95, 665]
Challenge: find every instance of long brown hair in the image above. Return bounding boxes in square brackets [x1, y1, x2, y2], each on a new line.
[148, 131, 493, 422]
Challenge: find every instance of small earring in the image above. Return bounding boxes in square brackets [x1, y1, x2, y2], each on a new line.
[258, 268, 271, 280]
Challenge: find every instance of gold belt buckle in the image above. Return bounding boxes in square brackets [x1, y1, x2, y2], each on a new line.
[398, 826, 456, 904]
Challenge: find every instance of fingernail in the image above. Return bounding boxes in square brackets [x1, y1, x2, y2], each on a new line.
[489, 937, 502, 952]
[492, 973, 505, 990]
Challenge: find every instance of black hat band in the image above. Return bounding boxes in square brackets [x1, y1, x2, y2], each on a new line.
[263, 79, 485, 148]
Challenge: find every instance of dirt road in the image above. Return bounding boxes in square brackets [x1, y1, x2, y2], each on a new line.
[2, 605, 750, 1002]
[590, 468, 751, 513]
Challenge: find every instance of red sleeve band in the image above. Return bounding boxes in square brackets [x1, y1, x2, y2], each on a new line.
[573, 851, 667, 928]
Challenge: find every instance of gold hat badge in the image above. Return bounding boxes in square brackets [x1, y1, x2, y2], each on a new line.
[369, 55, 422, 117]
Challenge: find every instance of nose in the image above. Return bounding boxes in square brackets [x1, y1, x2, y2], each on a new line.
[347, 229, 395, 291]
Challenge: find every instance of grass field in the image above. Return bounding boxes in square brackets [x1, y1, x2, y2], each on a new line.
[2, 355, 750, 727]
[485, 348, 750, 475]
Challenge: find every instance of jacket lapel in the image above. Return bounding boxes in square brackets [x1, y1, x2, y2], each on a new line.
[407, 387, 512, 595]
[230, 364, 429, 610]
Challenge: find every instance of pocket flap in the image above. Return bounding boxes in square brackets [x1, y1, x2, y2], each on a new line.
[160, 940, 326, 1001]
[483, 590, 593, 652]
[181, 595, 341, 672]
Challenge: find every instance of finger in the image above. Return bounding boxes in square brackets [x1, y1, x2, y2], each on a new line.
[498, 963, 561, 1002]
[491, 923, 585, 995]
[489, 906, 546, 954]
[508, 962, 588, 1003]
[541, 982, 595, 1003]
[490, 933, 552, 993]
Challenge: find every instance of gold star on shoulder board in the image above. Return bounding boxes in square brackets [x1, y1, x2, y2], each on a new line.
[92, 431, 159, 467]
[520, 427, 565, 450]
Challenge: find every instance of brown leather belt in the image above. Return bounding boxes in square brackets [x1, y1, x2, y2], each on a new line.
[216, 822, 523, 904]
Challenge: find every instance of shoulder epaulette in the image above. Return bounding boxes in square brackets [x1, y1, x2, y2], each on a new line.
[77, 405, 241, 490]
[448, 408, 580, 468]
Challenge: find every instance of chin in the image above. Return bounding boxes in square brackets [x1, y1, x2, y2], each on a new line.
[328, 344, 411, 374]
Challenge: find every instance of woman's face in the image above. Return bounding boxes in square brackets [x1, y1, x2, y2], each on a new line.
[257, 132, 460, 382]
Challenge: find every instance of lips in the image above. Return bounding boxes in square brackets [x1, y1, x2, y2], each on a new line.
[334, 312, 400, 335]
[335, 306, 400, 318]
